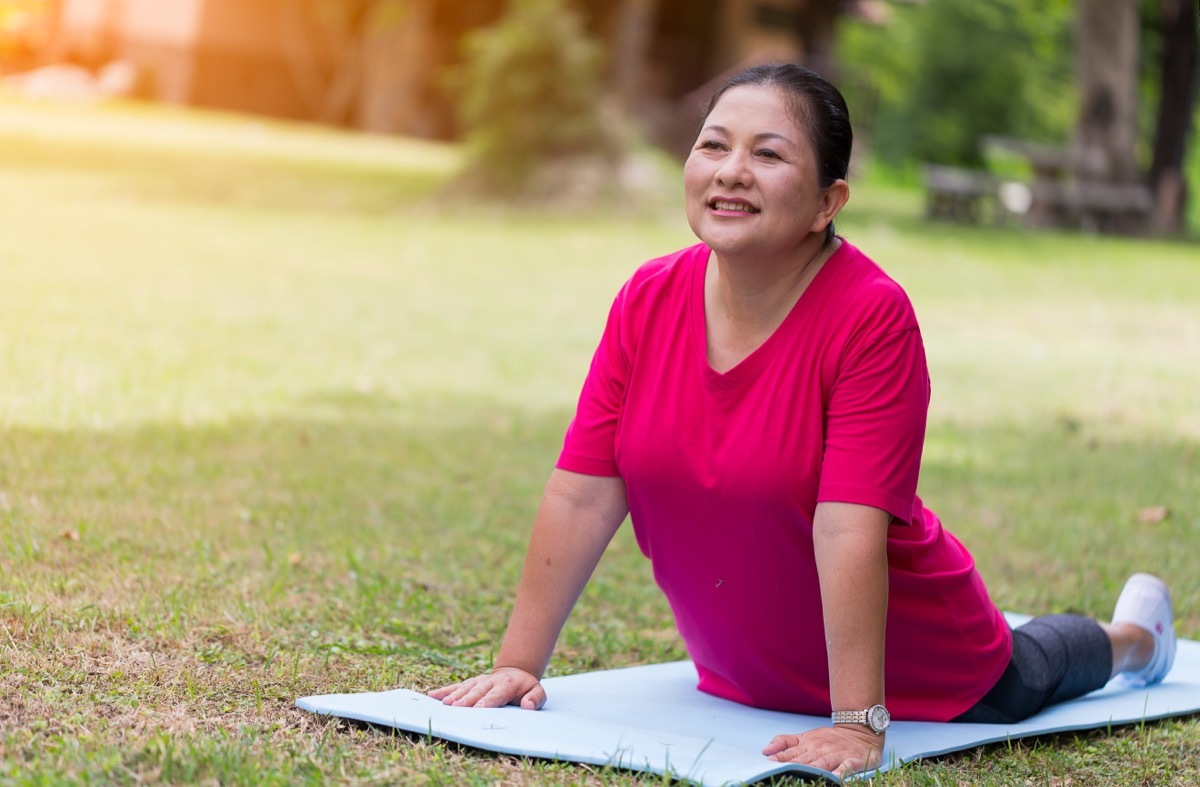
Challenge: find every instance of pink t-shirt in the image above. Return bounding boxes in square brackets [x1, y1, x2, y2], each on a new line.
[557, 241, 1012, 721]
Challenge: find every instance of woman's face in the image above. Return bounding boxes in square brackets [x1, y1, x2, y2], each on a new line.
[683, 84, 837, 260]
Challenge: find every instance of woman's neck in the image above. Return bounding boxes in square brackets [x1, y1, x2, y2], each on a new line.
[703, 236, 840, 374]
[708, 236, 838, 331]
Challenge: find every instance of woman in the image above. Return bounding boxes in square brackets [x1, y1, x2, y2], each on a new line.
[429, 64, 1176, 778]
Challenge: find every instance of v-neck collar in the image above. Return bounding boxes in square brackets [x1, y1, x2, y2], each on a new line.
[690, 241, 846, 391]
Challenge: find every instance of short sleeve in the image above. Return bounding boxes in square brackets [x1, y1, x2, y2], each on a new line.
[556, 284, 631, 477]
[817, 324, 930, 524]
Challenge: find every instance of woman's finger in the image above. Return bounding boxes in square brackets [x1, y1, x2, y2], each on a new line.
[519, 682, 546, 710]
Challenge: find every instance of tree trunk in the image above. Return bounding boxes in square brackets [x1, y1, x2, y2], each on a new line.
[613, 0, 659, 114]
[40, 0, 69, 64]
[277, 0, 330, 119]
[277, 0, 376, 126]
[795, 0, 840, 78]
[1074, 0, 1143, 232]
[357, 0, 444, 136]
[1148, 0, 1199, 235]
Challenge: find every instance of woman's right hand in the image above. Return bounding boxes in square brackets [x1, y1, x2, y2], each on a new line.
[427, 666, 546, 710]
[426, 471, 627, 714]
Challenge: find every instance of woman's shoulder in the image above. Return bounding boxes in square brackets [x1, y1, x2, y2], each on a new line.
[615, 242, 707, 307]
[627, 242, 707, 287]
[832, 241, 912, 299]
[826, 240, 919, 329]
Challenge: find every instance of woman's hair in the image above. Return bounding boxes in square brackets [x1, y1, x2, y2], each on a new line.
[700, 63, 852, 242]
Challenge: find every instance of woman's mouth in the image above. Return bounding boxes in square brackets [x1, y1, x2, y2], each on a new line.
[709, 199, 760, 214]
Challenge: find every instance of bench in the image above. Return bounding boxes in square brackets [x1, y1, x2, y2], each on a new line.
[1023, 178, 1153, 232]
[981, 136, 1153, 232]
[922, 164, 1001, 223]
[1069, 181, 1153, 233]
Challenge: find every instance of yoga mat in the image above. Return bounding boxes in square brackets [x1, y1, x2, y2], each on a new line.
[297, 615, 1200, 784]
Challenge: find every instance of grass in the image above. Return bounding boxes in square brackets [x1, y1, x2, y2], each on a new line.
[1, 95, 1198, 785]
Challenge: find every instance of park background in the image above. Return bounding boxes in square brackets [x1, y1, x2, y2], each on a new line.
[2, 0, 1198, 783]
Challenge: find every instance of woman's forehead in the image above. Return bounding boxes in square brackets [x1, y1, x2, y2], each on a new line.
[704, 85, 804, 137]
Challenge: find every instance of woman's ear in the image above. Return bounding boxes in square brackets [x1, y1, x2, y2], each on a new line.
[810, 179, 850, 234]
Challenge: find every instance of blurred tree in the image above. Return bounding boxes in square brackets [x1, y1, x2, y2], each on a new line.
[1147, 0, 1199, 234]
[355, 0, 503, 137]
[278, 0, 403, 125]
[612, 0, 659, 115]
[1075, 0, 1140, 183]
[1074, 0, 1156, 233]
[448, 0, 616, 195]
[840, 0, 1076, 167]
[910, 0, 1076, 167]
[0, 0, 55, 70]
[279, 0, 513, 137]
[793, 0, 841, 76]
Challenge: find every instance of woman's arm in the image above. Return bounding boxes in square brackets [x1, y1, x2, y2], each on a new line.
[763, 501, 889, 777]
[816, 501, 889, 723]
[429, 468, 629, 709]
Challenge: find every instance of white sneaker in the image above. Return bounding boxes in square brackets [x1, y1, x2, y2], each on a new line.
[1111, 573, 1176, 688]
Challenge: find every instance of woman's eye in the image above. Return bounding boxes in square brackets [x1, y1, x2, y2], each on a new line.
[700, 140, 725, 151]
[757, 149, 781, 160]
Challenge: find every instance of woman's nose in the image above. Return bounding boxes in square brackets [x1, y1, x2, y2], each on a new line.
[715, 149, 752, 187]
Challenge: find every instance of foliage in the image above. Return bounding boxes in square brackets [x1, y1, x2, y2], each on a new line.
[448, 0, 616, 195]
[841, 0, 1077, 167]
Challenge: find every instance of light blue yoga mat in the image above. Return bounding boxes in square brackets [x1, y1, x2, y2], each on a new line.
[297, 615, 1200, 784]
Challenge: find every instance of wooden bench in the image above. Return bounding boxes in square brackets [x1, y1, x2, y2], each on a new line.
[922, 164, 1000, 223]
[1070, 181, 1153, 233]
[1021, 177, 1153, 232]
[981, 136, 1153, 232]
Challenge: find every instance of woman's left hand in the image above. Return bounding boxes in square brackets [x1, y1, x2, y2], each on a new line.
[762, 726, 884, 778]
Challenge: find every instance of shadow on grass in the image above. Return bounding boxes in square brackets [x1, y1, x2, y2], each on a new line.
[0, 134, 447, 213]
[0, 392, 566, 592]
[0, 392, 676, 672]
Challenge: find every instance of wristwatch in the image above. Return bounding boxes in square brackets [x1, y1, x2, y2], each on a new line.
[831, 704, 891, 734]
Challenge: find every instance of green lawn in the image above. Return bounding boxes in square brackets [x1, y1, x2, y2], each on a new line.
[1, 97, 1198, 785]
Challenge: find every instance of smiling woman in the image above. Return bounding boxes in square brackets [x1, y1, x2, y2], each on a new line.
[427, 63, 1178, 780]
[683, 86, 839, 281]
[685, 64, 852, 249]
[682, 68, 850, 375]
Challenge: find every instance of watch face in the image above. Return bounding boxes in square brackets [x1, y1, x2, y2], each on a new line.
[868, 705, 891, 732]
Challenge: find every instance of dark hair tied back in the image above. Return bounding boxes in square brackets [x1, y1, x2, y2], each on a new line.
[701, 64, 852, 242]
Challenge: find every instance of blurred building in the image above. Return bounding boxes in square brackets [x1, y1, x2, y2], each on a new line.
[52, 0, 389, 122]
[50, 0, 859, 144]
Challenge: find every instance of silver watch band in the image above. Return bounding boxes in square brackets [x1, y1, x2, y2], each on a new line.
[832, 704, 891, 734]
[831, 709, 868, 725]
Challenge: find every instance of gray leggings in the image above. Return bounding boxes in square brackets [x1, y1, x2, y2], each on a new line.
[952, 614, 1113, 724]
